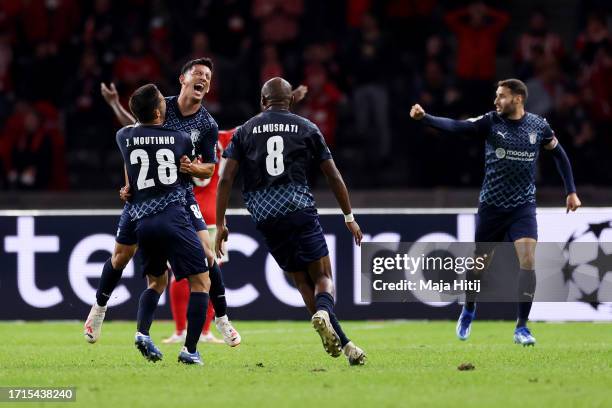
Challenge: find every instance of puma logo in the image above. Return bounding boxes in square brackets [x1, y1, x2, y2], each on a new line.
[497, 131, 507, 138]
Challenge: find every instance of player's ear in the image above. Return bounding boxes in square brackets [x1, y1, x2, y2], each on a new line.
[179, 74, 185, 86]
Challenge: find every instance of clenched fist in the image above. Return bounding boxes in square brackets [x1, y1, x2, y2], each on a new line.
[410, 104, 426, 120]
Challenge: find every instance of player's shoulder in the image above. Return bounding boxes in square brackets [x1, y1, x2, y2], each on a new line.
[278, 111, 320, 134]
[294, 112, 319, 130]
[197, 103, 217, 122]
[524, 111, 551, 128]
[467, 111, 496, 124]
[116, 123, 138, 138]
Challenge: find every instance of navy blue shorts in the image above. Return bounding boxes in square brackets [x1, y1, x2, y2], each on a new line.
[475, 202, 537, 253]
[115, 191, 206, 246]
[135, 204, 208, 280]
[185, 190, 207, 232]
[256, 207, 329, 272]
[116, 204, 137, 245]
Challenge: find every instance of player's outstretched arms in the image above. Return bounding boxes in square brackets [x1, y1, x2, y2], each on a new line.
[215, 158, 239, 258]
[543, 137, 581, 213]
[179, 156, 214, 179]
[410, 103, 480, 134]
[101, 82, 136, 126]
[320, 159, 363, 246]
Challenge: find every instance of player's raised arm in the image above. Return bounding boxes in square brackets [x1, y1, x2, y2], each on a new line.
[542, 135, 582, 213]
[214, 157, 239, 258]
[101, 82, 136, 126]
[320, 159, 363, 246]
[291, 85, 308, 104]
[410, 103, 483, 134]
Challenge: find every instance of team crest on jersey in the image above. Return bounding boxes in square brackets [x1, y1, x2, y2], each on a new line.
[190, 129, 200, 144]
[529, 132, 537, 144]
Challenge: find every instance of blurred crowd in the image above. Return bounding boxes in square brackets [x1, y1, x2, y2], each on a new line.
[0, 0, 610, 191]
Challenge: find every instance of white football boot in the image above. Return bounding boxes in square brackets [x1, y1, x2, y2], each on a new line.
[311, 310, 342, 357]
[215, 315, 241, 347]
[83, 304, 107, 343]
[343, 341, 366, 366]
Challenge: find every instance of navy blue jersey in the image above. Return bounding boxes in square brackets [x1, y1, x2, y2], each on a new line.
[116, 124, 193, 220]
[424, 111, 554, 208]
[223, 109, 332, 223]
[163, 96, 218, 164]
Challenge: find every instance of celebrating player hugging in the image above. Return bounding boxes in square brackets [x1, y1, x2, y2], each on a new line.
[411, 78, 582, 346]
[215, 77, 366, 365]
[115, 84, 211, 365]
[84, 58, 240, 349]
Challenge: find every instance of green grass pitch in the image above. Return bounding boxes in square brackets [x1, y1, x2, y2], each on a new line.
[0, 321, 611, 407]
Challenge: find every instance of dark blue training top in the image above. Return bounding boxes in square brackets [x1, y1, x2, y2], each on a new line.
[224, 109, 332, 223]
[116, 124, 193, 220]
[423, 111, 555, 208]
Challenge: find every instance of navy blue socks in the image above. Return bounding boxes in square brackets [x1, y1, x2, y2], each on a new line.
[96, 258, 124, 307]
[209, 262, 227, 317]
[517, 268, 536, 328]
[185, 292, 209, 353]
[136, 288, 161, 336]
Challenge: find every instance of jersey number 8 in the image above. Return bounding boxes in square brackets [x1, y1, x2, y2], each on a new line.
[130, 148, 178, 190]
[265, 135, 284, 176]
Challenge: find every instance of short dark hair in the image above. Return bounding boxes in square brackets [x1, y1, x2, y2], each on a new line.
[180, 57, 214, 75]
[129, 83, 161, 123]
[497, 78, 528, 101]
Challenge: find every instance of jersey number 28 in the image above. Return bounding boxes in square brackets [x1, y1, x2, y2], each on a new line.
[130, 148, 177, 190]
[265, 135, 284, 176]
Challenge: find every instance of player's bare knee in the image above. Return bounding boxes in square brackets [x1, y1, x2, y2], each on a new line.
[518, 254, 535, 270]
[314, 275, 334, 294]
[188, 272, 211, 292]
[147, 274, 167, 294]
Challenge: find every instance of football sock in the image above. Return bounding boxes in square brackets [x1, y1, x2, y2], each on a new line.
[329, 312, 350, 347]
[517, 268, 536, 328]
[203, 300, 215, 334]
[136, 288, 161, 336]
[186, 292, 209, 353]
[209, 262, 227, 318]
[315, 292, 334, 314]
[96, 258, 124, 307]
[169, 277, 189, 333]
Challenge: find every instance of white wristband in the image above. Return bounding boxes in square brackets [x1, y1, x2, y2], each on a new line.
[344, 212, 355, 223]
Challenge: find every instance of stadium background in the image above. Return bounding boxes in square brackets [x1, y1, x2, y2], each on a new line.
[0, 0, 611, 321]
